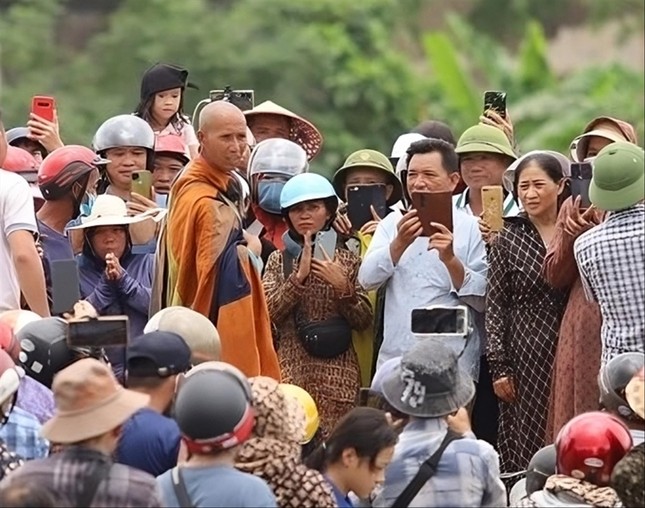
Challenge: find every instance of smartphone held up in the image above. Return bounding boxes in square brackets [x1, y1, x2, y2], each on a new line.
[31, 95, 56, 123]
[570, 162, 593, 209]
[346, 185, 387, 230]
[410, 190, 453, 237]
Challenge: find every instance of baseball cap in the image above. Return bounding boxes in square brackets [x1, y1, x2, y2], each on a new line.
[127, 331, 192, 378]
[590, 142, 644, 211]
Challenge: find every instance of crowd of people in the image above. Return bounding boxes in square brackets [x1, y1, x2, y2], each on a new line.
[0, 61, 643, 507]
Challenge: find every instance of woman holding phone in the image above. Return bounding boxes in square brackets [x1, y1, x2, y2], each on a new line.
[262, 173, 372, 437]
[485, 151, 570, 477]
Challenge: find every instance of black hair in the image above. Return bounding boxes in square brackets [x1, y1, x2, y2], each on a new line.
[134, 91, 187, 132]
[512, 153, 571, 207]
[0, 481, 63, 507]
[405, 138, 459, 174]
[305, 407, 398, 472]
[411, 120, 456, 146]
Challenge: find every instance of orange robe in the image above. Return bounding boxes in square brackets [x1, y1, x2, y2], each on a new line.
[162, 155, 280, 379]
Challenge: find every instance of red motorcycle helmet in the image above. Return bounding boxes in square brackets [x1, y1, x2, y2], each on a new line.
[154, 134, 189, 165]
[38, 145, 107, 200]
[556, 411, 633, 486]
[2, 146, 39, 178]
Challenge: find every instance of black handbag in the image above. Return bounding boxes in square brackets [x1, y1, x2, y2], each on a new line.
[296, 316, 352, 359]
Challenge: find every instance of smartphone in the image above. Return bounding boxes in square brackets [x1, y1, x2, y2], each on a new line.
[31, 96, 56, 123]
[410, 190, 453, 237]
[50, 259, 81, 315]
[67, 316, 129, 348]
[411, 305, 470, 336]
[209, 87, 255, 111]
[132, 170, 153, 199]
[346, 185, 388, 230]
[570, 162, 593, 209]
[483, 90, 507, 119]
[313, 229, 337, 261]
[481, 185, 504, 232]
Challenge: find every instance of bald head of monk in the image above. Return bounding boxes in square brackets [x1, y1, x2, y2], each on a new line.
[197, 100, 248, 172]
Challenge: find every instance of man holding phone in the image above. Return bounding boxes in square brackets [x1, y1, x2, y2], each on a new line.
[358, 138, 487, 383]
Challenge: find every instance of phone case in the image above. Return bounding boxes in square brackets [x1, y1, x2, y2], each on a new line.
[31, 96, 55, 123]
[346, 185, 387, 230]
[410, 191, 453, 237]
[131, 170, 153, 199]
[481, 185, 504, 232]
[51, 259, 81, 315]
[313, 230, 337, 261]
[570, 163, 593, 209]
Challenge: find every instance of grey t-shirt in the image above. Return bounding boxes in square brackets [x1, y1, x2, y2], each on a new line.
[157, 464, 277, 508]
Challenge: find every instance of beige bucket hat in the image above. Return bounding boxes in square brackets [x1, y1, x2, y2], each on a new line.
[42, 358, 149, 443]
[245, 100, 323, 161]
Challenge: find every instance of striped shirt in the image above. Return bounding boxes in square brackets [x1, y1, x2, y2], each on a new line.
[574, 204, 645, 366]
[453, 188, 521, 217]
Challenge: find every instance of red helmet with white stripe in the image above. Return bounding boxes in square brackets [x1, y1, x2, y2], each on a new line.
[38, 145, 106, 200]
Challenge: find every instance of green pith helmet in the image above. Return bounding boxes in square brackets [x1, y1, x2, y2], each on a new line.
[590, 141, 644, 211]
[455, 124, 517, 160]
[332, 149, 403, 206]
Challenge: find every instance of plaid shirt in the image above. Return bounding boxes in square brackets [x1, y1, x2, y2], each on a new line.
[0, 407, 49, 460]
[372, 418, 506, 508]
[0, 446, 163, 507]
[574, 204, 645, 365]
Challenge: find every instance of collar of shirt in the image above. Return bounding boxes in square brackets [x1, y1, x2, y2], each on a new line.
[324, 476, 354, 508]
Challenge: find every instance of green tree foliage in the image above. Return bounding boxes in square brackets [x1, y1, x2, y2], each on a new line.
[0, 0, 642, 179]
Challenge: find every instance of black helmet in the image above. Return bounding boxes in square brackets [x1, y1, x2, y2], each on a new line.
[599, 352, 645, 421]
[526, 444, 556, 495]
[174, 362, 254, 454]
[16, 318, 76, 389]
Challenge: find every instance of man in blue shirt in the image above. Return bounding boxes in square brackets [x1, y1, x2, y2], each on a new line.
[116, 330, 191, 477]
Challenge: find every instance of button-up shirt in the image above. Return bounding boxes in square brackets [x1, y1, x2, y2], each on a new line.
[0, 445, 163, 507]
[574, 204, 645, 366]
[372, 418, 506, 508]
[358, 208, 487, 379]
[0, 406, 49, 460]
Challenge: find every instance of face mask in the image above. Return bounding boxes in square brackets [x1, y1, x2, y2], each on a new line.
[257, 180, 285, 215]
[79, 192, 96, 217]
[155, 193, 168, 208]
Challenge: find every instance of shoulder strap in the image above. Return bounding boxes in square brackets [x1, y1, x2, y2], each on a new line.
[392, 430, 463, 508]
[78, 461, 112, 507]
[282, 250, 295, 279]
[171, 467, 195, 508]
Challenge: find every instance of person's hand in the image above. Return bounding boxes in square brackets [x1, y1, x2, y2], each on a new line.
[105, 252, 124, 281]
[493, 376, 516, 403]
[63, 300, 98, 321]
[27, 111, 64, 152]
[295, 231, 313, 284]
[384, 412, 406, 431]
[332, 211, 353, 237]
[428, 222, 455, 263]
[126, 192, 158, 216]
[358, 205, 383, 236]
[446, 407, 472, 435]
[478, 213, 499, 244]
[393, 209, 422, 249]
[311, 246, 349, 293]
[480, 109, 514, 146]
[564, 196, 598, 238]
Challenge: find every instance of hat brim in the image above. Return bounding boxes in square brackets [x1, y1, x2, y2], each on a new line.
[455, 141, 516, 160]
[42, 389, 148, 443]
[332, 165, 403, 206]
[502, 150, 571, 194]
[381, 364, 475, 418]
[572, 130, 630, 162]
[245, 102, 323, 161]
[67, 214, 148, 230]
[589, 172, 645, 211]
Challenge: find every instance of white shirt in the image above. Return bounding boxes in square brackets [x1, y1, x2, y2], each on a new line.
[453, 188, 521, 217]
[358, 208, 488, 379]
[0, 170, 39, 311]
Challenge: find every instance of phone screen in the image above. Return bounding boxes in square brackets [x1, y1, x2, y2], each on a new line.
[411, 307, 467, 335]
[67, 317, 129, 348]
[31, 96, 55, 123]
[483, 91, 507, 119]
[313, 230, 337, 261]
[570, 162, 593, 209]
[346, 185, 387, 230]
[410, 191, 453, 237]
[132, 171, 153, 199]
[50, 259, 81, 315]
